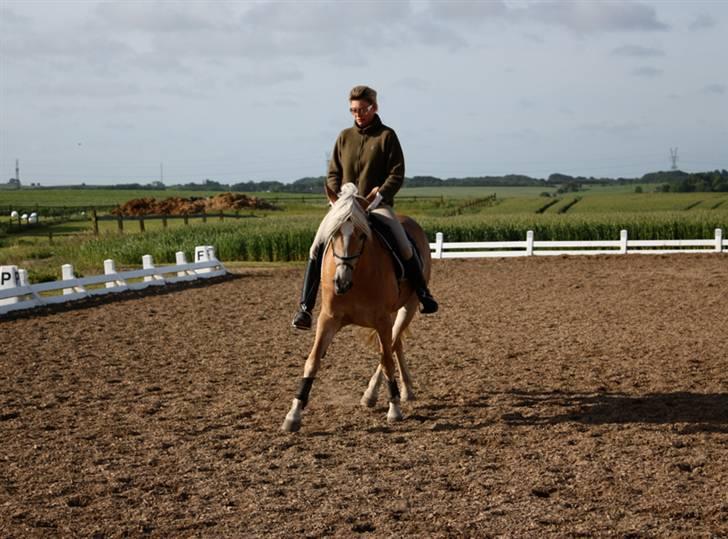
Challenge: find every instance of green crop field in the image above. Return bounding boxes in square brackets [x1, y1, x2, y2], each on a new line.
[1, 184, 726, 284]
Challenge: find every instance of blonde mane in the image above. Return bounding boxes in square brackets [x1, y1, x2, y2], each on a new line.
[318, 183, 372, 243]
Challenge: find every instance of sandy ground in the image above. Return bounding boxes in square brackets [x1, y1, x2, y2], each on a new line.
[1, 254, 727, 538]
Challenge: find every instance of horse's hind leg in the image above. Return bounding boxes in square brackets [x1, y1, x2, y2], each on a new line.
[388, 300, 417, 401]
[375, 318, 402, 422]
[282, 314, 340, 433]
[362, 300, 418, 408]
[392, 299, 418, 402]
[394, 340, 415, 402]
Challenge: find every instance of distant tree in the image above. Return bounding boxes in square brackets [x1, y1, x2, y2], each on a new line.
[548, 173, 574, 183]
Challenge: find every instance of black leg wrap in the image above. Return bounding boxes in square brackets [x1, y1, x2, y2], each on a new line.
[387, 378, 400, 402]
[296, 377, 315, 408]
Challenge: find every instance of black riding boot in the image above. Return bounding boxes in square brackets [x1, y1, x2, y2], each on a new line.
[403, 256, 438, 314]
[292, 250, 322, 330]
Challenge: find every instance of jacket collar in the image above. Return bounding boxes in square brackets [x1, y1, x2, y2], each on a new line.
[355, 114, 382, 134]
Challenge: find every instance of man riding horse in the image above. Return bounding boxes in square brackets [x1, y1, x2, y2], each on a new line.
[292, 85, 438, 330]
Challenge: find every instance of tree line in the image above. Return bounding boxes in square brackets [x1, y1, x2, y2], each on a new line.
[16, 169, 728, 193]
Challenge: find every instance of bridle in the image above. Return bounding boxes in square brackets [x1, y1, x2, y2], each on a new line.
[330, 220, 367, 271]
[332, 228, 367, 271]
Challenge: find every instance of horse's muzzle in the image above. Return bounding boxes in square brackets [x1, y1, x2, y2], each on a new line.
[334, 278, 352, 295]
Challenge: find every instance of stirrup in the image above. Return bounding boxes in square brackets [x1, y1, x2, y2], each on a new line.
[292, 309, 312, 330]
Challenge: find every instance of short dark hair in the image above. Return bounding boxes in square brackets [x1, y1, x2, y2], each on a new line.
[349, 85, 377, 106]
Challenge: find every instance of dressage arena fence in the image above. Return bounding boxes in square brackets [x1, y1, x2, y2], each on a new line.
[0, 246, 227, 316]
[1, 229, 725, 316]
[430, 228, 726, 258]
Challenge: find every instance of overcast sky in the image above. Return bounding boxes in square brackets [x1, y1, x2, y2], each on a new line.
[1, 0, 726, 186]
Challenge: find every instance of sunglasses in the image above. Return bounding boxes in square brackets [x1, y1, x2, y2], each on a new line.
[349, 104, 373, 115]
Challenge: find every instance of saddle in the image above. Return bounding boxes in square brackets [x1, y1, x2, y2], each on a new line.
[368, 214, 423, 282]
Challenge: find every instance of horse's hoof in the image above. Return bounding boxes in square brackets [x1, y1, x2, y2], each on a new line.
[387, 401, 403, 422]
[281, 418, 301, 433]
[361, 394, 378, 408]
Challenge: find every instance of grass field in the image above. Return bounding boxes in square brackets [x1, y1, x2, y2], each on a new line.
[1, 185, 726, 284]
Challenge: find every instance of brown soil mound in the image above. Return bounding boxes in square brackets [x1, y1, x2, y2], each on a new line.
[112, 192, 278, 216]
[1, 255, 727, 537]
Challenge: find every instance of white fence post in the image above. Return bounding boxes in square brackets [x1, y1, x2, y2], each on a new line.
[0, 265, 20, 306]
[142, 254, 162, 282]
[62, 264, 78, 295]
[104, 259, 116, 288]
[176, 251, 188, 276]
[526, 230, 534, 256]
[104, 259, 126, 288]
[435, 233, 444, 260]
[620, 229, 628, 254]
[716, 228, 723, 253]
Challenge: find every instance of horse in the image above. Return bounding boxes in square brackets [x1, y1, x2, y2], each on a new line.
[281, 183, 433, 432]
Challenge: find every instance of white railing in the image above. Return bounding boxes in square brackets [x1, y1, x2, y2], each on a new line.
[0, 245, 227, 316]
[430, 228, 725, 259]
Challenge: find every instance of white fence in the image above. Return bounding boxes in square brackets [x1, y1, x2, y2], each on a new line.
[0, 245, 227, 316]
[430, 228, 726, 258]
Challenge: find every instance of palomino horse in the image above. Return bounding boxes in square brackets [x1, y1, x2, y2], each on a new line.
[282, 183, 432, 432]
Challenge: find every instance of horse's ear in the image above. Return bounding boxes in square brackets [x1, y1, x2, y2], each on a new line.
[325, 183, 338, 205]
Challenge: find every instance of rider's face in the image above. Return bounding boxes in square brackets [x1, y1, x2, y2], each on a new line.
[349, 99, 376, 127]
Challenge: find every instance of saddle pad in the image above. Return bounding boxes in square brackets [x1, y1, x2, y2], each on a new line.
[368, 214, 423, 282]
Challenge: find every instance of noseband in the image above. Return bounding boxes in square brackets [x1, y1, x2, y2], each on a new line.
[333, 240, 366, 270]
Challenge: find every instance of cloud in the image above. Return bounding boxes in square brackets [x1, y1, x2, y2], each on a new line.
[228, 66, 305, 87]
[578, 121, 643, 135]
[2, 31, 132, 61]
[517, 1, 669, 33]
[0, 6, 31, 25]
[428, 0, 508, 22]
[702, 83, 726, 95]
[631, 66, 663, 78]
[611, 44, 664, 57]
[93, 0, 224, 32]
[688, 14, 716, 31]
[523, 33, 545, 44]
[5, 79, 141, 98]
[409, 19, 469, 50]
[392, 77, 432, 92]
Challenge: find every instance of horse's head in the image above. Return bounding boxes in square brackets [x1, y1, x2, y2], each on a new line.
[324, 183, 379, 295]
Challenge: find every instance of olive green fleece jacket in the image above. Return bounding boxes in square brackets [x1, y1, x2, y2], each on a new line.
[326, 115, 405, 206]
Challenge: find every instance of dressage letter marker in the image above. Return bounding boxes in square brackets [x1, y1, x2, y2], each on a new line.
[0, 265, 20, 306]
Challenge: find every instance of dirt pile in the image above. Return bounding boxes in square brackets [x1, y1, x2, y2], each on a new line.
[112, 192, 278, 216]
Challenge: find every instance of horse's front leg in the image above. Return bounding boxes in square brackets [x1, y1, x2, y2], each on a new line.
[281, 314, 340, 433]
[375, 318, 402, 422]
[361, 364, 383, 408]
